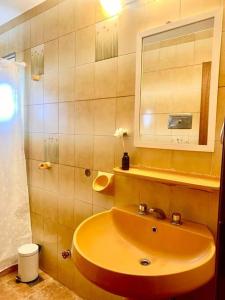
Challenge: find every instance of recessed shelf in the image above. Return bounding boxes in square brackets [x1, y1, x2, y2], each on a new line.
[113, 167, 220, 192]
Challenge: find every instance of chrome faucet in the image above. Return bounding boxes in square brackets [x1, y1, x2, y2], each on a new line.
[138, 203, 166, 220]
[149, 207, 166, 220]
[138, 203, 148, 215]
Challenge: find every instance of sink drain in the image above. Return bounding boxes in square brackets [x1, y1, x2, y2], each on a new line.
[139, 258, 151, 266]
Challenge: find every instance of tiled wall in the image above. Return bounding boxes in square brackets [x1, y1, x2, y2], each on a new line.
[0, 0, 224, 299]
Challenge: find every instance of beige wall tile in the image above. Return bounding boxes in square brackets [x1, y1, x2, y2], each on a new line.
[114, 175, 140, 207]
[18, 21, 30, 51]
[93, 98, 116, 135]
[59, 102, 75, 134]
[44, 163, 59, 193]
[59, 68, 74, 102]
[93, 136, 115, 172]
[29, 105, 44, 133]
[41, 219, 58, 278]
[95, 58, 117, 98]
[31, 212, 43, 246]
[44, 103, 59, 133]
[59, 165, 75, 197]
[30, 133, 45, 161]
[59, 32, 75, 69]
[74, 101, 94, 134]
[133, 148, 172, 169]
[171, 151, 213, 175]
[181, 0, 222, 17]
[139, 181, 171, 215]
[76, 26, 95, 66]
[121, 0, 180, 56]
[75, 168, 93, 204]
[30, 13, 44, 47]
[44, 72, 59, 103]
[58, 195, 74, 228]
[74, 199, 93, 227]
[44, 39, 58, 73]
[58, 0, 75, 36]
[8, 27, 19, 53]
[42, 190, 58, 222]
[30, 78, 44, 105]
[92, 191, 114, 210]
[118, 5, 138, 55]
[29, 187, 44, 215]
[75, 63, 94, 100]
[57, 225, 76, 289]
[117, 53, 136, 96]
[44, 133, 59, 164]
[30, 159, 44, 189]
[43, 6, 58, 42]
[116, 96, 135, 135]
[170, 186, 211, 227]
[93, 205, 108, 214]
[139, 0, 180, 30]
[75, 135, 93, 169]
[75, 0, 95, 29]
[59, 134, 75, 166]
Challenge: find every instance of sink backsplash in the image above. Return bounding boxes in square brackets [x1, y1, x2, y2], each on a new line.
[115, 174, 219, 236]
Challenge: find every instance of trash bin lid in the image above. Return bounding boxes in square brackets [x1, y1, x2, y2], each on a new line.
[18, 243, 39, 257]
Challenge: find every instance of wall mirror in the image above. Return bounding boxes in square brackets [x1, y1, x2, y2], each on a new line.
[134, 10, 222, 152]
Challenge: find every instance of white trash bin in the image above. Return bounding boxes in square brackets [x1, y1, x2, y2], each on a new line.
[18, 243, 39, 283]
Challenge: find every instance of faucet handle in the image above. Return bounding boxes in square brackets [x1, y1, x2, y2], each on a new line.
[138, 203, 148, 215]
[171, 212, 182, 225]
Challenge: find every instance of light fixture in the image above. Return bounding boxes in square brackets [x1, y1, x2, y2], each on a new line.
[100, 0, 122, 16]
[0, 83, 16, 122]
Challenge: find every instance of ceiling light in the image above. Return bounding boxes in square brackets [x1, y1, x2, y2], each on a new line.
[100, 0, 122, 16]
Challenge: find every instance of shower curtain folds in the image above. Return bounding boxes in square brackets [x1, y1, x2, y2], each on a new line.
[0, 59, 31, 272]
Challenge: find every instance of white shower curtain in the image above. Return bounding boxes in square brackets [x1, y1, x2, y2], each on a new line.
[0, 59, 31, 272]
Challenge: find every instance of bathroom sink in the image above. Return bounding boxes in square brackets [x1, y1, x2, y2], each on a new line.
[72, 206, 215, 300]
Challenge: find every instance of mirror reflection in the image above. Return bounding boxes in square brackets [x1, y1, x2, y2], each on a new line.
[139, 18, 214, 147]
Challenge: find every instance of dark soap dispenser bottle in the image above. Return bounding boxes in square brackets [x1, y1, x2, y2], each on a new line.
[122, 152, 130, 170]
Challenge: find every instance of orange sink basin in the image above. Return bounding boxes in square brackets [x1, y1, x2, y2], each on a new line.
[72, 206, 215, 300]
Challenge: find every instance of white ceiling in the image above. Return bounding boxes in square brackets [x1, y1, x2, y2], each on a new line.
[0, 0, 46, 26]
